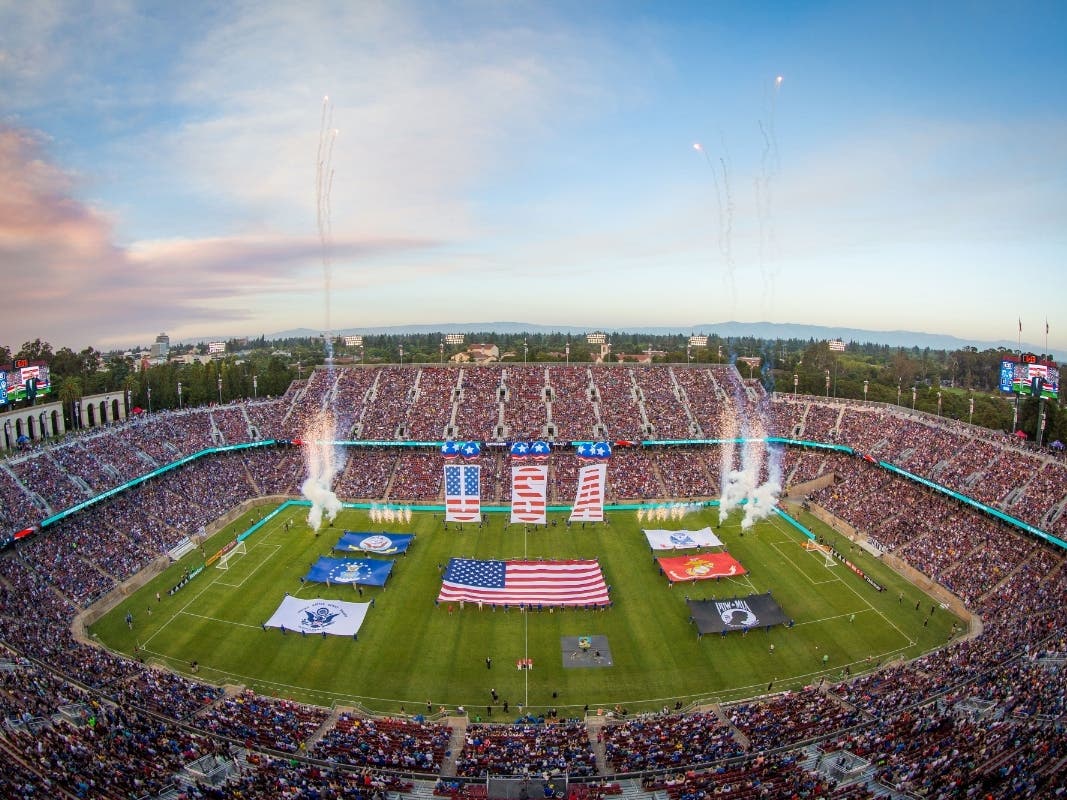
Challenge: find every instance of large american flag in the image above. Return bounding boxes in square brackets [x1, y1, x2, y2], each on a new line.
[444, 464, 481, 522]
[438, 558, 609, 606]
[510, 465, 547, 524]
[569, 463, 606, 522]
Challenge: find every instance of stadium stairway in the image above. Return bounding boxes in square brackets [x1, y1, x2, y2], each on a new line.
[585, 713, 609, 774]
[615, 778, 654, 800]
[305, 704, 348, 749]
[439, 714, 469, 777]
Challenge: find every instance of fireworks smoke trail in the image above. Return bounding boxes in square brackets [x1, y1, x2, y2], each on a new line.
[316, 95, 338, 361]
[693, 142, 736, 311]
[718, 359, 782, 530]
[302, 96, 345, 531]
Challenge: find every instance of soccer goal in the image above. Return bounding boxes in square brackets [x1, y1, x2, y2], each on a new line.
[803, 539, 837, 568]
[216, 541, 247, 570]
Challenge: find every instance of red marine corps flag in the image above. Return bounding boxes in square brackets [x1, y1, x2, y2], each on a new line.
[511, 465, 548, 524]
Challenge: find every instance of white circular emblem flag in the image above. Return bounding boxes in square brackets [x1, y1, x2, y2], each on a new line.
[359, 535, 393, 553]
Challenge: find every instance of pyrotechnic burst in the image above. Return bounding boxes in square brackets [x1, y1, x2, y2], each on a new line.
[301, 409, 343, 531]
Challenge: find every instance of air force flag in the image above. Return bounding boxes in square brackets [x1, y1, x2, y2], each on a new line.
[304, 556, 394, 586]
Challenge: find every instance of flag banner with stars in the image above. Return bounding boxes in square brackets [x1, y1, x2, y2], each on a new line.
[444, 464, 481, 522]
[304, 556, 394, 586]
[437, 558, 609, 607]
[510, 465, 548, 524]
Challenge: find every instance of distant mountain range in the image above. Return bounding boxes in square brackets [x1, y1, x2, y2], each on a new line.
[258, 321, 1048, 354]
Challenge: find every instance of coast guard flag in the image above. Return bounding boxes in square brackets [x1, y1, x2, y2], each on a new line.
[570, 463, 606, 522]
[511, 465, 548, 524]
[444, 464, 481, 522]
[264, 596, 370, 637]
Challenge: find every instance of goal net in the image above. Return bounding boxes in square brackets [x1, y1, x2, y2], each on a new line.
[803, 539, 837, 568]
[216, 540, 247, 570]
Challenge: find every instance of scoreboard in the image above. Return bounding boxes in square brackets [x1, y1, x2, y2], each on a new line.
[1000, 354, 1060, 400]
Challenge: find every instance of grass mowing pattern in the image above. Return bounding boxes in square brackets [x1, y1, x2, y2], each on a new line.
[92, 504, 961, 717]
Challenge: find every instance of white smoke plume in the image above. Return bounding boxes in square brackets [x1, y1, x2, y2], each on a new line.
[301, 408, 343, 531]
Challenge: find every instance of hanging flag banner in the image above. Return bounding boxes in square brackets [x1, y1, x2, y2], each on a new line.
[444, 464, 482, 522]
[570, 463, 606, 522]
[304, 556, 394, 586]
[511, 465, 548, 524]
[264, 596, 370, 637]
[334, 532, 414, 555]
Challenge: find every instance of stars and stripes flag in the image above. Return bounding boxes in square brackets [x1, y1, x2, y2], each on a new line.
[569, 462, 606, 522]
[444, 464, 481, 522]
[438, 558, 609, 607]
[510, 465, 547, 524]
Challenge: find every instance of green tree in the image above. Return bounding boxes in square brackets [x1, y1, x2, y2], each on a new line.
[16, 339, 54, 363]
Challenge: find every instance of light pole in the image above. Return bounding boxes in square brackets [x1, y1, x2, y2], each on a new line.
[177, 381, 182, 410]
[253, 375, 258, 399]
[440, 339, 444, 365]
[793, 373, 798, 397]
[937, 390, 942, 417]
[897, 379, 901, 406]
[147, 385, 152, 414]
[863, 380, 869, 402]
[360, 346, 365, 366]
[399, 344, 404, 365]
[565, 342, 570, 364]
[217, 376, 223, 405]
[126, 389, 132, 417]
[912, 386, 917, 409]
[523, 338, 528, 364]
[824, 370, 830, 399]
[686, 346, 692, 366]
[968, 395, 974, 425]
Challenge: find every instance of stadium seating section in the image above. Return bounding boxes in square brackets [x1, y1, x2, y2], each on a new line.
[0, 364, 1063, 797]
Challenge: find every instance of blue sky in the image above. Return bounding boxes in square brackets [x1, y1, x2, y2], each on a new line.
[1, 1, 1064, 352]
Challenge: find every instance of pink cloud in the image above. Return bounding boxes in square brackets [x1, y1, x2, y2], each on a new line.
[0, 125, 440, 349]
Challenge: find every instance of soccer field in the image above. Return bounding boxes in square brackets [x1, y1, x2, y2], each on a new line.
[91, 503, 962, 716]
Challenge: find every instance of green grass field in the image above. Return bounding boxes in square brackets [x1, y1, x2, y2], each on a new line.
[91, 503, 961, 717]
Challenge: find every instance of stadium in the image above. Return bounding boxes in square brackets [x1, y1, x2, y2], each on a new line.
[0, 362, 1063, 799]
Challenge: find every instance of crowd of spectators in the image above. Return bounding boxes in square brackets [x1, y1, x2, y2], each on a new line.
[502, 367, 548, 442]
[456, 720, 597, 777]
[602, 711, 742, 773]
[455, 367, 505, 441]
[312, 713, 451, 772]
[0, 363, 1064, 796]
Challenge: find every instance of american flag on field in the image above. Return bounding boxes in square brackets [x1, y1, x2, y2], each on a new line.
[437, 558, 609, 607]
[569, 462, 606, 522]
[511, 465, 547, 524]
[444, 464, 481, 522]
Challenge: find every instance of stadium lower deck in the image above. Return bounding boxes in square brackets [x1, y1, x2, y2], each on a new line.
[0, 364, 1063, 798]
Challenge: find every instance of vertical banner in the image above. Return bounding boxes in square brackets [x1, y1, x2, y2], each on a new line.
[444, 464, 481, 522]
[569, 463, 606, 522]
[511, 465, 548, 524]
